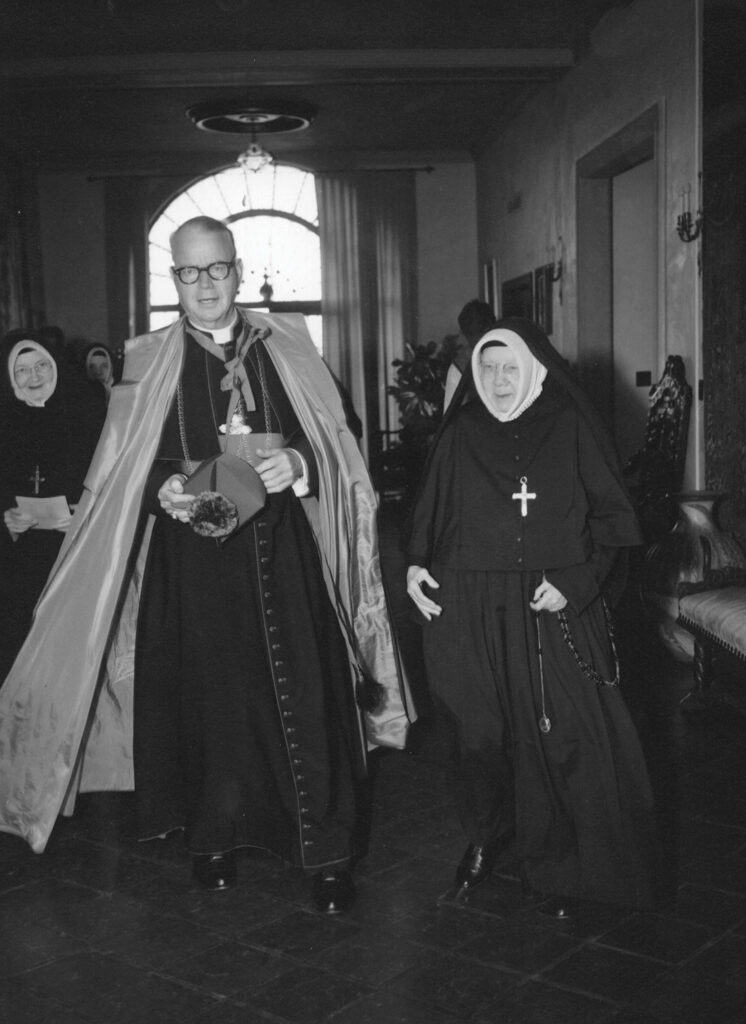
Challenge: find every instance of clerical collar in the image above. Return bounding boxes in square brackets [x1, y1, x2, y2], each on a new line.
[187, 312, 239, 346]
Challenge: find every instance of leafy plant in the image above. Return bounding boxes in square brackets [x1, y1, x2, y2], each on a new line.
[387, 335, 462, 448]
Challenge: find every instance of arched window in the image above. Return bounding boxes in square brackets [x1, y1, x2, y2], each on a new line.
[148, 164, 322, 351]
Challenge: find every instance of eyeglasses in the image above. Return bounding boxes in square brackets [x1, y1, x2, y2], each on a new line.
[172, 260, 236, 285]
[14, 359, 53, 382]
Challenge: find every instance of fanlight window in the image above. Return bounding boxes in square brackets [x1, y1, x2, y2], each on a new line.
[148, 164, 322, 351]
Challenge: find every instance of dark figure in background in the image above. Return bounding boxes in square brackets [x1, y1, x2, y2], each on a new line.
[80, 342, 116, 400]
[443, 299, 498, 410]
[407, 319, 661, 918]
[0, 218, 411, 914]
[0, 331, 106, 680]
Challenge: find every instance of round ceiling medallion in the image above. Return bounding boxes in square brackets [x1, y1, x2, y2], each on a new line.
[187, 101, 315, 135]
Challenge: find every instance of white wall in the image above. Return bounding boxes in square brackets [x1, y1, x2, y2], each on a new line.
[38, 173, 108, 346]
[416, 160, 479, 345]
[475, 0, 702, 486]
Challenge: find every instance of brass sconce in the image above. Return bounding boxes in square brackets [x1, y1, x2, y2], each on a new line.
[676, 179, 703, 243]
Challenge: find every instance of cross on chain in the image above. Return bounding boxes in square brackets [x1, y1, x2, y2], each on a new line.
[29, 465, 46, 496]
[512, 475, 536, 517]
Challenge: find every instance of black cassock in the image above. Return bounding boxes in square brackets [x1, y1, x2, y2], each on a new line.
[408, 380, 661, 909]
[134, 325, 363, 870]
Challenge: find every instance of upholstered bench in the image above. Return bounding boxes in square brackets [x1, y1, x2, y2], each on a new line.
[677, 582, 746, 704]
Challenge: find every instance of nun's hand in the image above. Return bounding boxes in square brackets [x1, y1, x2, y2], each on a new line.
[157, 474, 193, 523]
[407, 565, 443, 621]
[4, 507, 37, 538]
[530, 578, 568, 613]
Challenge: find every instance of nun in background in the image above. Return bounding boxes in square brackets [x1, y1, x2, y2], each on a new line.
[81, 342, 116, 400]
[0, 331, 107, 681]
[406, 317, 662, 918]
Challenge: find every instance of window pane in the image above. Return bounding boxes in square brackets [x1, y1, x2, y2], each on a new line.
[150, 309, 179, 332]
[232, 215, 320, 303]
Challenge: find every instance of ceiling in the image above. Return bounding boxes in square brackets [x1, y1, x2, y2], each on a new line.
[1, 0, 630, 175]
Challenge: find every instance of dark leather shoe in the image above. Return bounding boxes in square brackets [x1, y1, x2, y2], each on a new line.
[192, 852, 236, 891]
[537, 896, 578, 922]
[455, 843, 498, 890]
[312, 869, 356, 914]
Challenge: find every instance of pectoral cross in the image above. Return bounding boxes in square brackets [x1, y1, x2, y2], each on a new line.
[512, 475, 536, 517]
[29, 465, 45, 496]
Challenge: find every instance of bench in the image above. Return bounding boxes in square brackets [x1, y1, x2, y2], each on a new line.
[677, 571, 746, 707]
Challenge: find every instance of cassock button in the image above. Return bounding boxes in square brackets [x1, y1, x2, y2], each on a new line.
[259, 539, 268, 547]
[303, 840, 314, 846]
[269, 625, 278, 633]
[302, 822, 312, 830]
[286, 725, 296, 734]
[264, 591, 271, 598]
[266, 608, 275, 615]
[280, 694, 289, 701]
[290, 742, 299, 750]
[277, 676, 287, 683]
[271, 643, 281, 651]
[297, 773, 305, 781]
[514, 454, 520, 461]
[274, 660, 284, 667]
[262, 574, 270, 581]
[260, 556, 269, 564]
[282, 709, 291, 717]
[299, 790, 309, 798]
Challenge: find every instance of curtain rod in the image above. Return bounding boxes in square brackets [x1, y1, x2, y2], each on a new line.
[86, 165, 435, 181]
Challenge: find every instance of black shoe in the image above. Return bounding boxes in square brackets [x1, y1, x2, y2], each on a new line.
[455, 843, 498, 890]
[537, 896, 578, 922]
[192, 852, 236, 891]
[312, 869, 356, 914]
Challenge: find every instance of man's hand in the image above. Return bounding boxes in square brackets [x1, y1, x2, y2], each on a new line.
[157, 474, 193, 522]
[4, 507, 37, 539]
[406, 565, 443, 621]
[529, 577, 567, 613]
[255, 448, 302, 494]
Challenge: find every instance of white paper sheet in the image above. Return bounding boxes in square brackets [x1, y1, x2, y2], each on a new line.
[15, 495, 71, 531]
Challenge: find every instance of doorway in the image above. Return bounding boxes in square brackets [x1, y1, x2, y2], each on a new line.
[576, 106, 661, 465]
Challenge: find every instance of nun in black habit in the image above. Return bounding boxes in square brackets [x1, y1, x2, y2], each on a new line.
[406, 318, 661, 913]
[0, 332, 106, 681]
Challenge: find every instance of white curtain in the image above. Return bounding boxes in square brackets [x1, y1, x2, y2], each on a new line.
[316, 171, 416, 458]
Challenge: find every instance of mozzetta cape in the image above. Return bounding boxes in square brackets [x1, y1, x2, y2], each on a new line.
[0, 311, 413, 853]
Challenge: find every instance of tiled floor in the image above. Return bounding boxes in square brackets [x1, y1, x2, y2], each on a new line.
[1, 506, 745, 1023]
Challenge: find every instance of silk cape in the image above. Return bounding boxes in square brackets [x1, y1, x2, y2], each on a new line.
[0, 311, 413, 853]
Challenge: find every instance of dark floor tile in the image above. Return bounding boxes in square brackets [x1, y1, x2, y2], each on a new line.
[0, 920, 86, 977]
[305, 927, 424, 986]
[162, 938, 297, 1001]
[10, 950, 219, 1024]
[668, 883, 746, 930]
[597, 911, 715, 964]
[126, 871, 292, 936]
[459, 917, 582, 975]
[44, 837, 181, 892]
[385, 947, 515, 1019]
[473, 978, 615, 1024]
[686, 934, 746, 991]
[326, 987, 464, 1023]
[543, 944, 667, 1002]
[241, 908, 361, 959]
[634, 965, 746, 1023]
[251, 963, 371, 1023]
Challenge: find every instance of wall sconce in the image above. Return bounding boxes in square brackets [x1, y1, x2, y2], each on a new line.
[546, 237, 563, 306]
[547, 237, 563, 281]
[676, 180, 703, 243]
